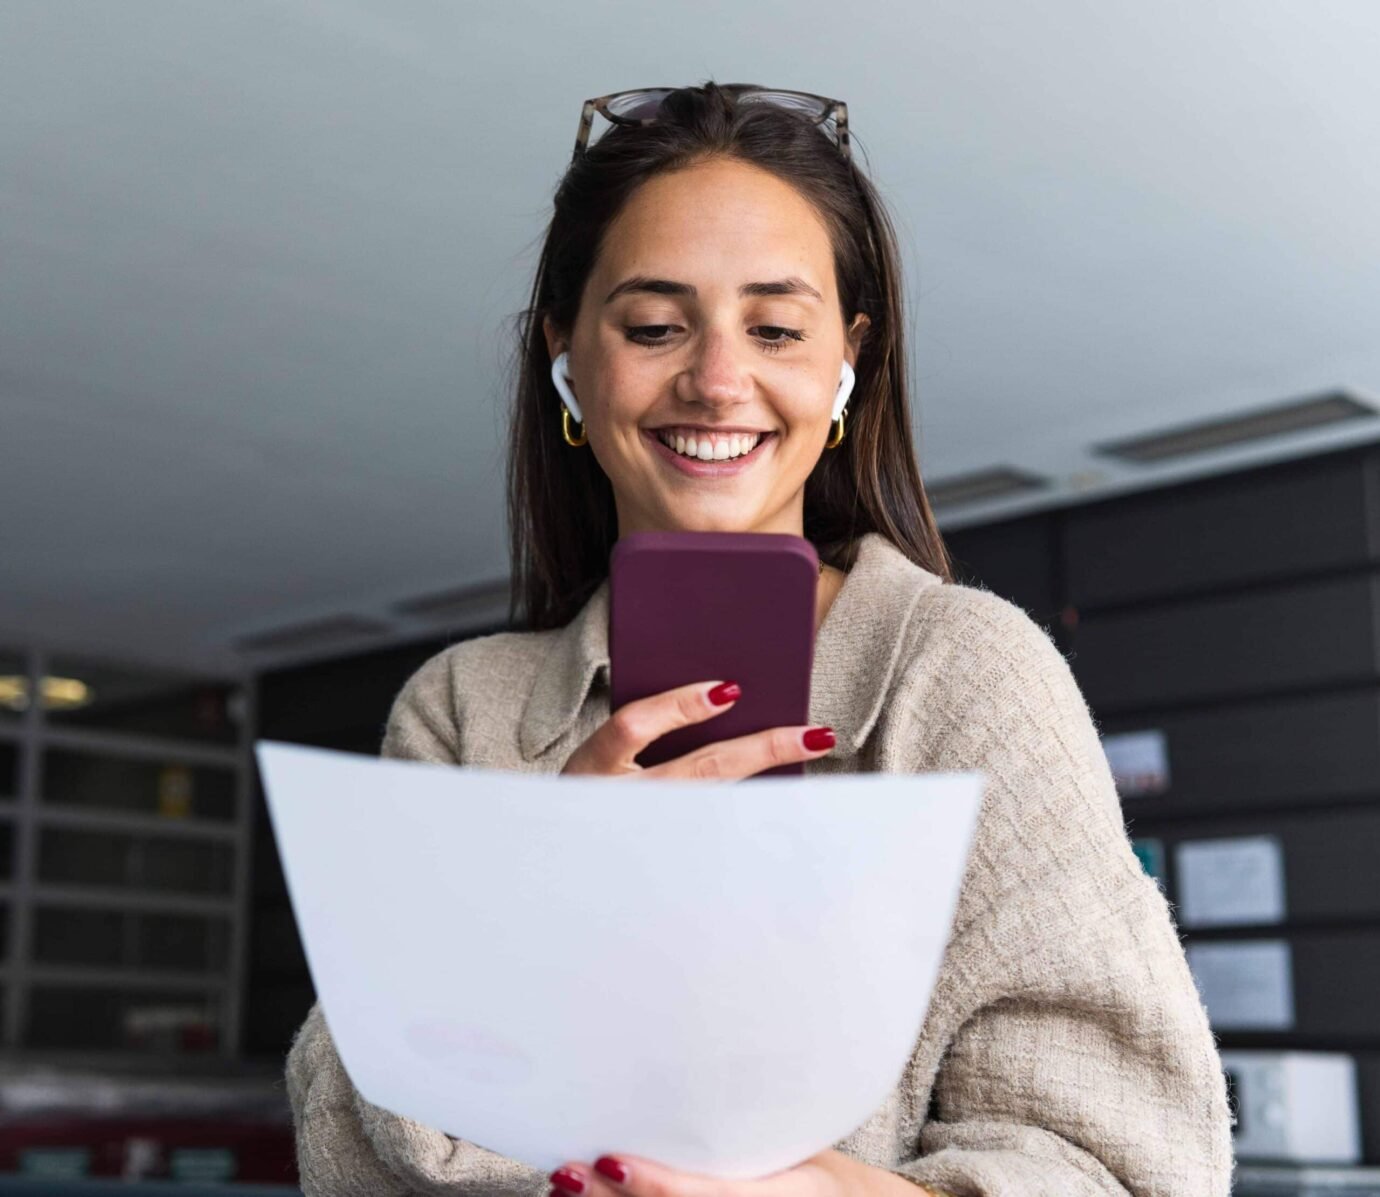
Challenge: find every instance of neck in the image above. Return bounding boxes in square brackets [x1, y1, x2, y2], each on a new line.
[815, 563, 845, 637]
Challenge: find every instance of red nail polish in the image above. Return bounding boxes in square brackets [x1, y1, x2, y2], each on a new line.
[594, 1156, 630, 1183]
[802, 726, 835, 751]
[707, 681, 741, 706]
[549, 1167, 585, 1194]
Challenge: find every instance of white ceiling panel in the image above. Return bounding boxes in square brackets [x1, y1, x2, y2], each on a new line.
[2, 0, 1377, 673]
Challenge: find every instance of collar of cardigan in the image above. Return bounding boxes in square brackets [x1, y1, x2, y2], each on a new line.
[518, 531, 945, 762]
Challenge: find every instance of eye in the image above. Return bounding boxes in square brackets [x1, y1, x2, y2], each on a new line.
[624, 325, 680, 346]
[751, 326, 807, 354]
[623, 325, 809, 354]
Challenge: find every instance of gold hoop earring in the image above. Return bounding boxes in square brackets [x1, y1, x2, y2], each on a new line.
[824, 407, 847, 450]
[561, 407, 588, 447]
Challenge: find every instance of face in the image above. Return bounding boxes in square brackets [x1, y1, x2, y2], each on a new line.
[543, 155, 869, 539]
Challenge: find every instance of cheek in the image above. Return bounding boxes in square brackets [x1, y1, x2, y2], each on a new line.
[599, 380, 650, 427]
[777, 374, 835, 428]
[583, 371, 652, 454]
[592, 358, 672, 427]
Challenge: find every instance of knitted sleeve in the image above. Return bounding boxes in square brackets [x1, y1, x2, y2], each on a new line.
[282, 648, 550, 1196]
[885, 588, 1235, 1197]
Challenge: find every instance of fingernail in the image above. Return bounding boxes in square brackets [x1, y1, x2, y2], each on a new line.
[707, 681, 742, 706]
[594, 1156, 630, 1183]
[549, 1167, 585, 1193]
[802, 726, 836, 751]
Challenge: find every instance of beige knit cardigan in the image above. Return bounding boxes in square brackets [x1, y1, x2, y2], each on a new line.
[284, 531, 1235, 1196]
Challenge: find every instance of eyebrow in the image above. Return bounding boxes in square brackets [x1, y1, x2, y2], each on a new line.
[603, 275, 823, 304]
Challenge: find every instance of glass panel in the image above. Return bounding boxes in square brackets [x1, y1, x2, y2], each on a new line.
[37, 828, 235, 895]
[0, 649, 25, 725]
[43, 748, 236, 822]
[45, 655, 244, 745]
[26, 986, 222, 1052]
[33, 907, 123, 967]
[33, 907, 230, 973]
[138, 911, 231, 972]
[0, 741, 17, 801]
[141, 837, 235, 894]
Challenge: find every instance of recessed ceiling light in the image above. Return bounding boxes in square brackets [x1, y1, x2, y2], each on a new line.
[233, 615, 390, 656]
[0, 675, 95, 712]
[1093, 389, 1378, 464]
[926, 466, 1052, 510]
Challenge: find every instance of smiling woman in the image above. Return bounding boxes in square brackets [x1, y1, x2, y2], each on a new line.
[283, 81, 1233, 1197]
[510, 82, 943, 634]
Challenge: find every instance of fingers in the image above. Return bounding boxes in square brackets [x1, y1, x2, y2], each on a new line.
[547, 1151, 842, 1197]
[564, 680, 740, 776]
[562, 678, 837, 781]
[647, 721, 836, 783]
[545, 1153, 725, 1197]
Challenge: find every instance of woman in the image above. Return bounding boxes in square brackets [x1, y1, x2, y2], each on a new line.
[285, 82, 1234, 1197]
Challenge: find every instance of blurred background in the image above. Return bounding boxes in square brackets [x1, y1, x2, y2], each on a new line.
[2, 0, 1379, 1190]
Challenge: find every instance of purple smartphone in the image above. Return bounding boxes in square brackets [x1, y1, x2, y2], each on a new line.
[609, 530, 817, 778]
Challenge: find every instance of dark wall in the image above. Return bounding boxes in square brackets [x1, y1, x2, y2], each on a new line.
[945, 442, 1380, 1164]
[243, 626, 505, 1059]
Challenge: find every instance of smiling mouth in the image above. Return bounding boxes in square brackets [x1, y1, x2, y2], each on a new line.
[651, 428, 772, 462]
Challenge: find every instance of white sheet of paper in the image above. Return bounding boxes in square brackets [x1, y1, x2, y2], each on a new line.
[1176, 835, 1286, 927]
[255, 740, 985, 1179]
[1186, 940, 1295, 1030]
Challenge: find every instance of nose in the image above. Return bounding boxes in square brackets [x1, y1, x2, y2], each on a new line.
[674, 325, 754, 408]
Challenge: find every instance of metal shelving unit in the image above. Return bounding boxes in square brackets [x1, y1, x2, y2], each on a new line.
[0, 647, 255, 1059]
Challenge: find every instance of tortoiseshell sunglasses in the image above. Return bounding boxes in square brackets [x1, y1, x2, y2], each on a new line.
[573, 85, 850, 162]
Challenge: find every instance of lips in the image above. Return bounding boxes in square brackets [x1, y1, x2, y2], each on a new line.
[643, 428, 775, 477]
[654, 429, 763, 462]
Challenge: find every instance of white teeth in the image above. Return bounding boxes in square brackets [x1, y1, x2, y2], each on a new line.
[658, 431, 762, 461]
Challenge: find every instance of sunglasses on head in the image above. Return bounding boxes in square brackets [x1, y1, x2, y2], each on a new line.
[572, 84, 850, 162]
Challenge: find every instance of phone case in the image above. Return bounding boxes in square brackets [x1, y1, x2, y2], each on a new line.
[609, 530, 817, 778]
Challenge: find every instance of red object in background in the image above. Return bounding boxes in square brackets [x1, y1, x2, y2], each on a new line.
[0, 1115, 297, 1183]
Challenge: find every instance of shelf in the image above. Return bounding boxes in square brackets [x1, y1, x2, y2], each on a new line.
[34, 885, 235, 919]
[1235, 1163, 1380, 1193]
[39, 725, 241, 771]
[35, 806, 238, 841]
[0, 648, 254, 1058]
[27, 964, 230, 992]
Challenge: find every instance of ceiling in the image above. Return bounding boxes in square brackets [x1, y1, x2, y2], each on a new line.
[3, 0, 1379, 677]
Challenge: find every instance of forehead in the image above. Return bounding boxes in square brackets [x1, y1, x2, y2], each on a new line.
[592, 157, 837, 296]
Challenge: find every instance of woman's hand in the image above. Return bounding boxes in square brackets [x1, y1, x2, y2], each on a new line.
[546, 1148, 933, 1197]
[560, 680, 836, 779]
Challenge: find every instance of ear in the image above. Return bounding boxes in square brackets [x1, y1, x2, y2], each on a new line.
[844, 312, 871, 368]
[542, 315, 566, 365]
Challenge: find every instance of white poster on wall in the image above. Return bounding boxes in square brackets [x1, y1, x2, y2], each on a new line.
[1101, 729, 1170, 797]
[1177, 836, 1286, 928]
[1186, 940, 1294, 1030]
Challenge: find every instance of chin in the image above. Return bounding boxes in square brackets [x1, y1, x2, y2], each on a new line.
[670, 516, 751, 532]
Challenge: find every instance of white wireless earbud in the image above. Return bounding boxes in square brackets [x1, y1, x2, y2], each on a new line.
[831, 360, 855, 422]
[551, 351, 583, 424]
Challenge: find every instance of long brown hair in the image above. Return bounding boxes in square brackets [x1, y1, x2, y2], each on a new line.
[506, 81, 954, 630]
